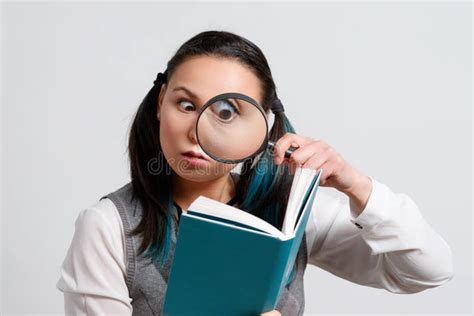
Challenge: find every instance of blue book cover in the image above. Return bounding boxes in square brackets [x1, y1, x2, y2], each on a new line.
[163, 168, 322, 316]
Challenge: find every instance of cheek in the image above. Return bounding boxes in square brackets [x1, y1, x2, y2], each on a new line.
[159, 109, 183, 156]
[160, 115, 177, 141]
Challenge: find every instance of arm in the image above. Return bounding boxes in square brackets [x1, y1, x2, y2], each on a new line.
[56, 198, 133, 315]
[306, 176, 454, 294]
[272, 132, 454, 294]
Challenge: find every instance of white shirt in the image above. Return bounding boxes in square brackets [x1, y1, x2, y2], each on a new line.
[56, 176, 454, 315]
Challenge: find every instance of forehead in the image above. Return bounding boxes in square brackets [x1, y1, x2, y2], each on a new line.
[167, 55, 263, 105]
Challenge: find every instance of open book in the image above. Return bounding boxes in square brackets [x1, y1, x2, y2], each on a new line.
[163, 167, 323, 316]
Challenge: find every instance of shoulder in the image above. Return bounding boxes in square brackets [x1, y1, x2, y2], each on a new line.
[68, 193, 128, 269]
[57, 190, 129, 296]
[73, 194, 126, 252]
[78, 197, 122, 229]
[84, 181, 134, 232]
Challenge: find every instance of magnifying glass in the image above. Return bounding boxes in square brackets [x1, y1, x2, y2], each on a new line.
[196, 92, 297, 164]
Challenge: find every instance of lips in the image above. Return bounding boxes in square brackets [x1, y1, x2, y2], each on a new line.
[182, 150, 209, 161]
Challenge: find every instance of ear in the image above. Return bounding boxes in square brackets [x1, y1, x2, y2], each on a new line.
[157, 83, 167, 121]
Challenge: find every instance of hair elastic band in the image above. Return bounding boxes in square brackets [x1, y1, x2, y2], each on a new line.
[271, 98, 285, 114]
[153, 71, 168, 86]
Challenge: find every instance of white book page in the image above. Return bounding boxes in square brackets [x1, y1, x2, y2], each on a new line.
[281, 167, 302, 236]
[184, 212, 284, 239]
[281, 167, 318, 236]
[292, 168, 322, 234]
[187, 196, 286, 239]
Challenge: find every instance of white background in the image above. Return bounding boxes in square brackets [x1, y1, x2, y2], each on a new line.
[1, 1, 472, 315]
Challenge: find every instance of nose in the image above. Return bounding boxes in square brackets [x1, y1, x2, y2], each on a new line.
[187, 117, 198, 144]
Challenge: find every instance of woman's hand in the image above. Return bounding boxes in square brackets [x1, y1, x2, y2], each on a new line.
[261, 310, 281, 316]
[272, 133, 373, 214]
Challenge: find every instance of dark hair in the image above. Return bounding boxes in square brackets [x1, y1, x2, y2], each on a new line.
[128, 30, 296, 267]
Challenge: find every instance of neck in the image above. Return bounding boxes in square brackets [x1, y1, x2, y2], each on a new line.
[171, 173, 235, 212]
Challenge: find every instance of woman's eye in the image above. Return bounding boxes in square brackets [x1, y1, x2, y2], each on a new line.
[177, 100, 195, 112]
[210, 100, 240, 122]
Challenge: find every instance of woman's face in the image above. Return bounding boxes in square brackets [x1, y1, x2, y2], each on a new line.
[157, 55, 264, 182]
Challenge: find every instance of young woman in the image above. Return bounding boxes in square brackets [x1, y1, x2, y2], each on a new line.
[56, 31, 454, 315]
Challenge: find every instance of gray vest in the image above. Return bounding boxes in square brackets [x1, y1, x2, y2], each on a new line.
[100, 173, 308, 316]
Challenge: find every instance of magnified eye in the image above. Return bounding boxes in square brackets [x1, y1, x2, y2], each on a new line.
[210, 99, 240, 122]
[178, 99, 195, 112]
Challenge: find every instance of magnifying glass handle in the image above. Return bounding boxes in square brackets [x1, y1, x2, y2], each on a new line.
[268, 140, 298, 159]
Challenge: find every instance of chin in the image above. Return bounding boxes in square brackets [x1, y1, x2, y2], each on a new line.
[171, 160, 235, 182]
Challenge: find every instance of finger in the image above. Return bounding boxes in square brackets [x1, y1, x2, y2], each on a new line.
[302, 148, 330, 171]
[272, 133, 297, 162]
[286, 141, 327, 166]
[273, 133, 313, 163]
[317, 160, 337, 186]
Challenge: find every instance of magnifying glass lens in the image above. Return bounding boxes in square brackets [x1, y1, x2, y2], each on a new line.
[196, 96, 267, 163]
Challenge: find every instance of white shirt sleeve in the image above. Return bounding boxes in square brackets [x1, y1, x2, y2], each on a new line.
[305, 176, 454, 294]
[56, 198, 133, 315]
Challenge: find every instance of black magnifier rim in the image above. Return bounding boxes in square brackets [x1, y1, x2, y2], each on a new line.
[196, 92, 269, 164]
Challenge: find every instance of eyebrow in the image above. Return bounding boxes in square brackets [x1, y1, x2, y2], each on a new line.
[172, 86, 249, 111]
[172, 86, 199, 99]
